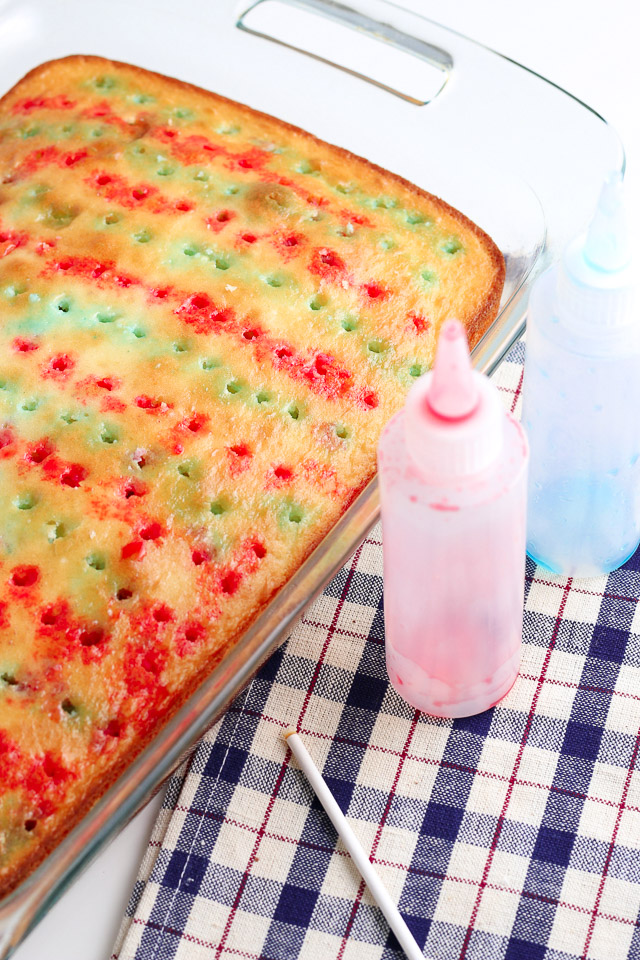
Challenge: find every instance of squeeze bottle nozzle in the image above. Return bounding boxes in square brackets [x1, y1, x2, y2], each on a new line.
[426, 320, 479, 419]
[557, 172, 636, 328]
[404, 319, 504, 481]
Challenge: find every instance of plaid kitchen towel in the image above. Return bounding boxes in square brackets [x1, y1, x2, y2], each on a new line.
[112, 339, 640, 960]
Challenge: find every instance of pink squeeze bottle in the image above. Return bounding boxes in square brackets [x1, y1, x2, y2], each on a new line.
[378, 320, 529, 718]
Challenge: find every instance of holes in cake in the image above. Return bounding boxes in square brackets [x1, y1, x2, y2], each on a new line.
[406, 211, 428, 225]
[191, 548, 210, 566]
[214, 210, 233, 223]
[131, 186, 149, 202]
[100, 425, 118, 444]
[1, 673, 18, 686]
[60, 464, 87, 488]
[275, 346, 293, 361]
[341, 317, 357, 332]
[56, 297, 72, 314]
[60, 411, 78, 425]
[371, 196, 396, 210]
[255, 391, 271, 405]
[296, 159, 317, 175]
[61, 698, 77, 716]
[288, 505, 303, 524]
[173, 340, 189, 353]
[86, 553, 106, 571]
[21, 399, 40, 412]
[282, 234, 300, 247]
[135, 395, 161, 410]
[13, 337, 39, 354]
[78, 626, 104, 647]
[287, 403, 300, 421]
[134, 229, 152, 243]
[309, 294, 327, 311]
[10, 565, 39, 588]
[210, 499, 228, 517]
[41, 605, 61, 626]
[335, 424, 350, 440]
[230, 444, 251, 458]
[225, 185, 240, 195]
[367, 340, 386, 355]
[103, 212, 120, 226]
[15, 491, 37, 511]
[104, 719, 121, 738]
[241, 233, 257, 244]
[175, 200, 193, 213]
[50, 353, 74, 373]
[24, 819, 37, 832]
[183, 623, 205, 644]
[116, 587, 133, 601]
[274, 465, 293, 481]
[215, 256, 230, 270]
[96, 310, 118, 324]
[153, 604, 173, 623]
[177, 462, 193, 478]
[193, 170, 208, 181]
[411, 314, 430, 334]
[243, 328, 260, 341]
[185, 414, 206, 433]
[183, 244, 198, 257]
[265, 275, 283, 288]
[379, 238, 395, 251]
[364, 282, 386, 300]
[421, 268, 437, 286]
[252, 542, 267, 560]
[157, 165, 174, 177]
[140, 522, 163, 541]
[221, 570, 241, 595]
[46, 521, 66, 542]
[94, 75, 116, 89]
[441, 237, 463, 255]
[131, 326, 147, 339]
[225, 381, 242, 395]
[363, 392, 378, 409]
[409, 364, 422, 377]
[41, 203, 79, 229]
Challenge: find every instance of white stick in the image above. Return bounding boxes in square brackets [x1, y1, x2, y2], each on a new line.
[284, 729, 425, 960]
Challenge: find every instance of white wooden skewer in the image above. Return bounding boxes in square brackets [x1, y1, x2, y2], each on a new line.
[284, 728, 425, 960]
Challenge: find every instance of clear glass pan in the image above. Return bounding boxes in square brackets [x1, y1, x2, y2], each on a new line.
[0, 0, 621, 952]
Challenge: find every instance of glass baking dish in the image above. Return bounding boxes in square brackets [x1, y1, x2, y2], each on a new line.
[0, 0, 621, 952]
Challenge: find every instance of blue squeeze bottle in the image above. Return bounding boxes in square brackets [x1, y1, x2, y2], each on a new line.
[522, 173, 640, 577]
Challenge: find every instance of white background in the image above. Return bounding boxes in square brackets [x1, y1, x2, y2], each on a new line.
[11, 1, 640, 958]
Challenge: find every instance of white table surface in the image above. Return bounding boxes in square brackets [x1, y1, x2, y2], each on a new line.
[12, 2, 639, 958]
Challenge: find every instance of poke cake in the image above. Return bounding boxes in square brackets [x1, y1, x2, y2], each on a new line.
[0, 55, 504, 893]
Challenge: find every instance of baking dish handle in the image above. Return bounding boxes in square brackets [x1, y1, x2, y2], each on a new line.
[237, 0, 455, 105]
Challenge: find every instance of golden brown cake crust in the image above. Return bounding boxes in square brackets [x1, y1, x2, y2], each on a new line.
[0, 54, 504, 898]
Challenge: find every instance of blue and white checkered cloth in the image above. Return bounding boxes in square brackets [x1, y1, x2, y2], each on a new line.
[111, 340, 640, 960]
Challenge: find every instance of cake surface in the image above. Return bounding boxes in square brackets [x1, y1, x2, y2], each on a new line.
[0, 55, 504, 894]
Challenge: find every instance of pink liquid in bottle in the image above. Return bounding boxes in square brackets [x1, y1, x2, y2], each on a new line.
[378, 320, 529, 718]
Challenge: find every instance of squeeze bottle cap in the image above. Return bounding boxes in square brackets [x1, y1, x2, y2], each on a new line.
[404, 319, 504, 480]
[556, 172, 636, 327]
